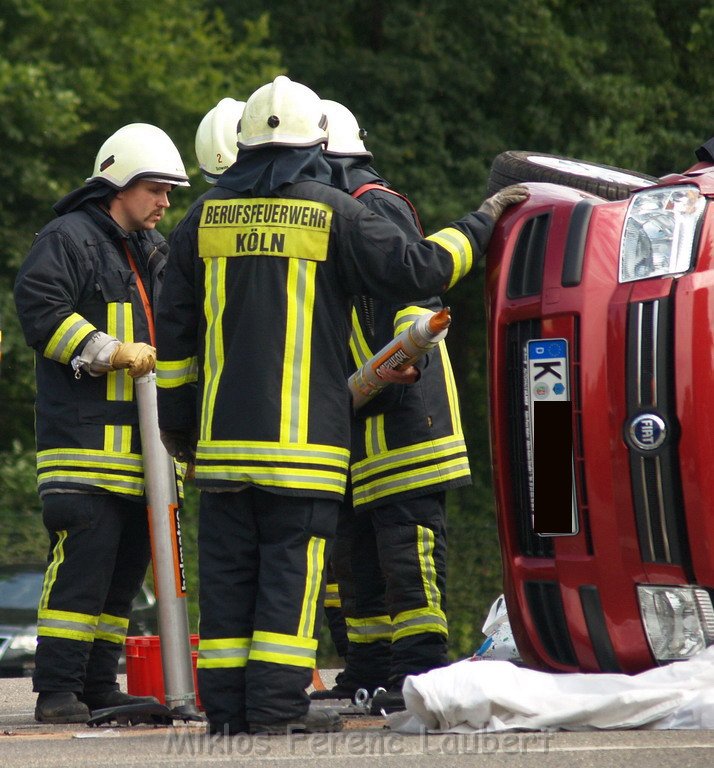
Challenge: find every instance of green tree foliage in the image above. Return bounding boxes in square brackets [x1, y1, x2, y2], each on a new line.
[3, 0, 714, 659]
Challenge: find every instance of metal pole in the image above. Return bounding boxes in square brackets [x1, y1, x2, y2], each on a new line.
[135, 373, 199, 716]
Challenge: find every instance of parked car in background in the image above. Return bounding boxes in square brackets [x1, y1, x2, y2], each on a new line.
[485, 146, 714, 673]
[0, 563, 158, 676]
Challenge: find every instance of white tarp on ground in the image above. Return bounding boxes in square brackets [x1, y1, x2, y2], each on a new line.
[388, 645, 714, 733]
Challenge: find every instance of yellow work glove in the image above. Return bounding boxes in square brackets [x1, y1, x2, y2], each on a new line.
[109, 342, 156, 378]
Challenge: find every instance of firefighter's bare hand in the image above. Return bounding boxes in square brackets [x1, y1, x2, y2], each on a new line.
[477, 184, 529, 221]
[160, 429, 197, 464]
[109, 342, 156, 377]
[377, 364, 421, 385]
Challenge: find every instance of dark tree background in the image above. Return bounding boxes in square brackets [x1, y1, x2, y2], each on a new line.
[2, 0, 713, 661]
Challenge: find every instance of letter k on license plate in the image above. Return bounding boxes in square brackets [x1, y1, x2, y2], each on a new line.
[525, 338, 578, 536]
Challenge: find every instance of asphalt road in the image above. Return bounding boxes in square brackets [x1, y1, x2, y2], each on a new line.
[1, 673, 713, 768]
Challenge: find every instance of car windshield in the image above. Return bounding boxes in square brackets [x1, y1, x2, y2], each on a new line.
[0, 571, 44, 610]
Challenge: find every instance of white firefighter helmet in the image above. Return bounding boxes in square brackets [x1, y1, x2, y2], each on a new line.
[86, 123, 190, 189]
[321, 99, 372, 158]
[237, 75, 327, 149]
[195, 98, 246, 183]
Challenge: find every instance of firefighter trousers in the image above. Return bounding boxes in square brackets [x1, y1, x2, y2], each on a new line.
[33, 492, 151, 694]
[196, 489, 337, 730]
[332, 491, 448, 691]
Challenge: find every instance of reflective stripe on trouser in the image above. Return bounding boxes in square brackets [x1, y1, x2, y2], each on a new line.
[333, 492, 449, 690]
[32, 493, 151, 693]
[197, 489, 337, 727]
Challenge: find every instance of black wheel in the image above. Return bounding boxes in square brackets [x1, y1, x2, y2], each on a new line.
[487, 150, 658, 201]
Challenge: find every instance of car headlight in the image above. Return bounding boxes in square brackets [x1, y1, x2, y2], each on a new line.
[638, 585, 714, 661]
[619, 185, 706, 282]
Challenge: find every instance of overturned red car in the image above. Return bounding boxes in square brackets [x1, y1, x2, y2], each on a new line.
[485, 146, 714, 673]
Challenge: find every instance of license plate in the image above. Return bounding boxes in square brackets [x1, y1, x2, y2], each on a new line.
[524, 338, 578, 536]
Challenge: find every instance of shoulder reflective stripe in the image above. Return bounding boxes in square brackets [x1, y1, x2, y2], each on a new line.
[345, 615, 393, 643]
[156, 357, 198, 388]
[44, 314, 95, 363]
[197, 637, 250, 669]
[392, 607, 448, 641]
[198, 199, 332, 262]
[201, 257, 227, 441]
[37, 608, 99, 642]
[299, 536, 326, 639]
[416, 524, 440, 610]
[426, 227, 473, 289]
[349, 307, 372, 367]
[39, 530, 67, 611]
[249, 630, 318, 669]
[280, 259, 316, 444]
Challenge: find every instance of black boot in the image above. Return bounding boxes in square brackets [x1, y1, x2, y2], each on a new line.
[249, 704, 343, 734]
[79, 689, 160, 712]
[35, 691, 90, 724]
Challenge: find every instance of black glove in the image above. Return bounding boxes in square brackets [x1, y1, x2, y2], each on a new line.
[160, 429, 197, 464]
[477, 184, 529, 221]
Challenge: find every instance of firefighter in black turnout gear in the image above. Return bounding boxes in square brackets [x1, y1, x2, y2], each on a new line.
[155, 76, 526, 735]
[310, 100, 471, 713]
[14, 124, 190, 724]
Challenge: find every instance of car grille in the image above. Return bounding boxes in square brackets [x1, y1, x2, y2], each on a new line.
[506, 319, 553, 557]
[525, 580, 578, 666]
[626, 298, 690, 566]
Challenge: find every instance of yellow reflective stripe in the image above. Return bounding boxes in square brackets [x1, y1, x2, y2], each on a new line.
[280, 259, 316, 444]
[364, 412, 387, 456]
[37, 608, 99, 642]
[197, 637, 251, 669]
[156, 357, 198, 388]
[95, 613, 130, 644]
[393, 305, 428, 335]
[417, 524, 440, 609]
[299, 536, 326, 638]
[44, 313, 96, 363]
[440, 344, 462, 433]
[345, 615, 393, 643]
[104, 425, 132, 454]
[195, 465, 347, 494]
[106, 303, 133, 402]
[349, 307, 373, 367]
[201, 257, 227, 441]
[352, 435, 468, 480]
[249, 630, 318, 668]
[39, 530, 67, 610]
[197, 442, 349, 465]
[426, 227, 473, 289]
[392, 606, 448, 641]
[352, 457, 470, 506]
[37, 449, 145, 495]
[324, 582, 341, 608]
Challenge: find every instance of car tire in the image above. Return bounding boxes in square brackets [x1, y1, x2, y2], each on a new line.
[487, 150, 658, 201]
